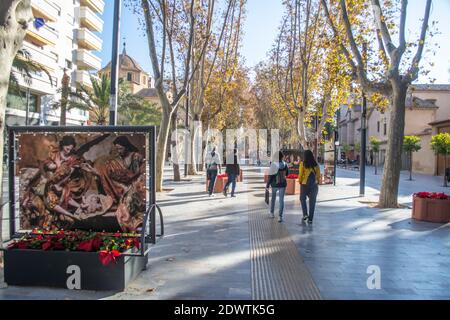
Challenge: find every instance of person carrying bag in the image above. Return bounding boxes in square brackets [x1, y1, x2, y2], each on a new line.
[266, 151, 289, 222]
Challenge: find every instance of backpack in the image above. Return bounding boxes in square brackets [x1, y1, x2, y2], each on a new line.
[275, 162, 287, 185]
[306, 168, 317, 188]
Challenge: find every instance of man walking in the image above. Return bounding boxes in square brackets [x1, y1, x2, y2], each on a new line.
[205, 147, 222, 197]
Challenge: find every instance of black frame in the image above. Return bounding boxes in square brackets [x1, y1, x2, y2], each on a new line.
[5, 125, 161, 256]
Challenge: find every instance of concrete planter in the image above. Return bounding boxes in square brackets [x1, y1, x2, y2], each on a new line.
[285, 179, 300, 195]
[3, 248, 147, 291]
[412, 195, 450, 223]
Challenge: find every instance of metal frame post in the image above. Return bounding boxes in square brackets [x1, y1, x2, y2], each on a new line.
[8, 128, 16, 239]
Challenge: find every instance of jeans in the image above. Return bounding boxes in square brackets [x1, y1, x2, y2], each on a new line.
[300, 184, 319, 221]
[224, 173, 237, 196]
[207, 170, 218, 195]
[270, 187, 286, 217]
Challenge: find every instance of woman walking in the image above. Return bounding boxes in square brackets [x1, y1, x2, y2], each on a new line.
[266, 151, 289, 222]
[298, 150, 320, 224]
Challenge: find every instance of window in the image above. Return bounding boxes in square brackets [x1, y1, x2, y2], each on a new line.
[383, 123, 387, 135]
[7, 90, 39, 113]
[65, 59, 72, 69]
[143, 76, 146, 84]
[127, 72, 132, 81]
[377, 121, 380, 132]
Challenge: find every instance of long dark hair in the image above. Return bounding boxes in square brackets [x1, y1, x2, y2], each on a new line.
[303, 150, 318, 169]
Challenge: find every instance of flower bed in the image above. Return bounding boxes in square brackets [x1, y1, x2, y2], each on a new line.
[3, 229, 147, 290]
[412, 192, 450, 223]
[7, 229, 140, 266]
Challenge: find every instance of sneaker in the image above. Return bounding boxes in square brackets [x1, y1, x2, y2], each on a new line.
[303, 216, 309, 222]
[223, 189, 227, 197]
[278, 216, 283, 223]
[307, 220, 313, 225]
[269, 212, 275, 218]
[231, 194, 236, 198]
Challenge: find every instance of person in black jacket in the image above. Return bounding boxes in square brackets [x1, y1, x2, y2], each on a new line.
[266, 151, 289, 222]
[223, 149, 240, 197]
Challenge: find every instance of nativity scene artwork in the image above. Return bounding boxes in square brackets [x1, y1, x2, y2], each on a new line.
[18, 133, 147, 233]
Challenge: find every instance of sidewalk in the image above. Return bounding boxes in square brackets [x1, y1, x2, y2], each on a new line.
[0, 166, 449, 299]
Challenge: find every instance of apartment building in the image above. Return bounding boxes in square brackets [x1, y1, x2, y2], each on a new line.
[338, 84, 450, 176]
[6, 0, 105, 126]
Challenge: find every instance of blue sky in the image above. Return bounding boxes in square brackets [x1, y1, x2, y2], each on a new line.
[98, 0, 450, 84]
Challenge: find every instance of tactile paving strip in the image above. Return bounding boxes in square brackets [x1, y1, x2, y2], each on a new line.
[248, 208, 322, 300]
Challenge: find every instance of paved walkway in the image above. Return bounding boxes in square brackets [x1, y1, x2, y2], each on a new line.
[0, 166, 449, 299]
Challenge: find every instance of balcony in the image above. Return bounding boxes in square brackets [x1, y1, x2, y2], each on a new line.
[74, 70, 100, 88]
[11, 70, 57, 95]
[77, 28, 102, 51]
[23, 42, 58, 72]
[78, 6, 103, 32]
[80, 0, 105, 14]
[26, 24, 58, 47]
[31, 0, 60, 22]
[75, 49, 102, 71]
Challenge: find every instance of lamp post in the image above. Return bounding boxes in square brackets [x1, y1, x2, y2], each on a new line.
[359, 42, 368, 196]
[109, 0, 121, 125]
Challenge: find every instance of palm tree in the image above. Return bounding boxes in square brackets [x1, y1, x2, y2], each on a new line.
[9, 49, 53, 92]
[69, 73, 110, 125]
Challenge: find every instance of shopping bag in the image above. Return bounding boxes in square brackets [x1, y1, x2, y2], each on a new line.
[265, 188, 270, 205]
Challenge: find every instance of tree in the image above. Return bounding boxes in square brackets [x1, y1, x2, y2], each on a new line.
[321, 0, 433, 208]
[67, 74, 111, 125]
[9, 49, 53, 92]
[133, 0, 214, 192]
[186, 0, 243, 175]
[403, 135, 421, 181]
[369, 136, 381, 175]
[430, 133, 450, 187]
[118, 81, 161, 126]
[0, 0, 33, 243]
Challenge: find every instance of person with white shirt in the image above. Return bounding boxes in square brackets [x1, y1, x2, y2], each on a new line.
[205, 147, 222, 197]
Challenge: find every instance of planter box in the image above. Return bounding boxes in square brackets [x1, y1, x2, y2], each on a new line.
[3, 248, 147, 291]
[412, 195, 450, 223]
[206, 177, 228, 193]
[286, 178, 300, 195]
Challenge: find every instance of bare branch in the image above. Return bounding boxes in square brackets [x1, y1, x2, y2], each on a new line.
[405, 0, 432, 84]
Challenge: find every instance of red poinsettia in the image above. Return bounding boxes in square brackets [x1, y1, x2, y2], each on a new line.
[99, 250, 121, 266]
[287, 174, 298, 179]
[414, 192, 450, 200]
[8, 230, 141, 266]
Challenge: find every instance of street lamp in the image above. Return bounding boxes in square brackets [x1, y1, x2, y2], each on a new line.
[359, 42, 368, 197]
[109, 0, 122, 125]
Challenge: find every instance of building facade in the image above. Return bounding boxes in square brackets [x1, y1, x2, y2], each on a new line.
[6, 0, 104, 126]
[98, 45, 161, 105]
[338, 84, 450, 176]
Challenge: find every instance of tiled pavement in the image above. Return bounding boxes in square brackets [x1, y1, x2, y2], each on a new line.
[0, 166, 449, 299]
